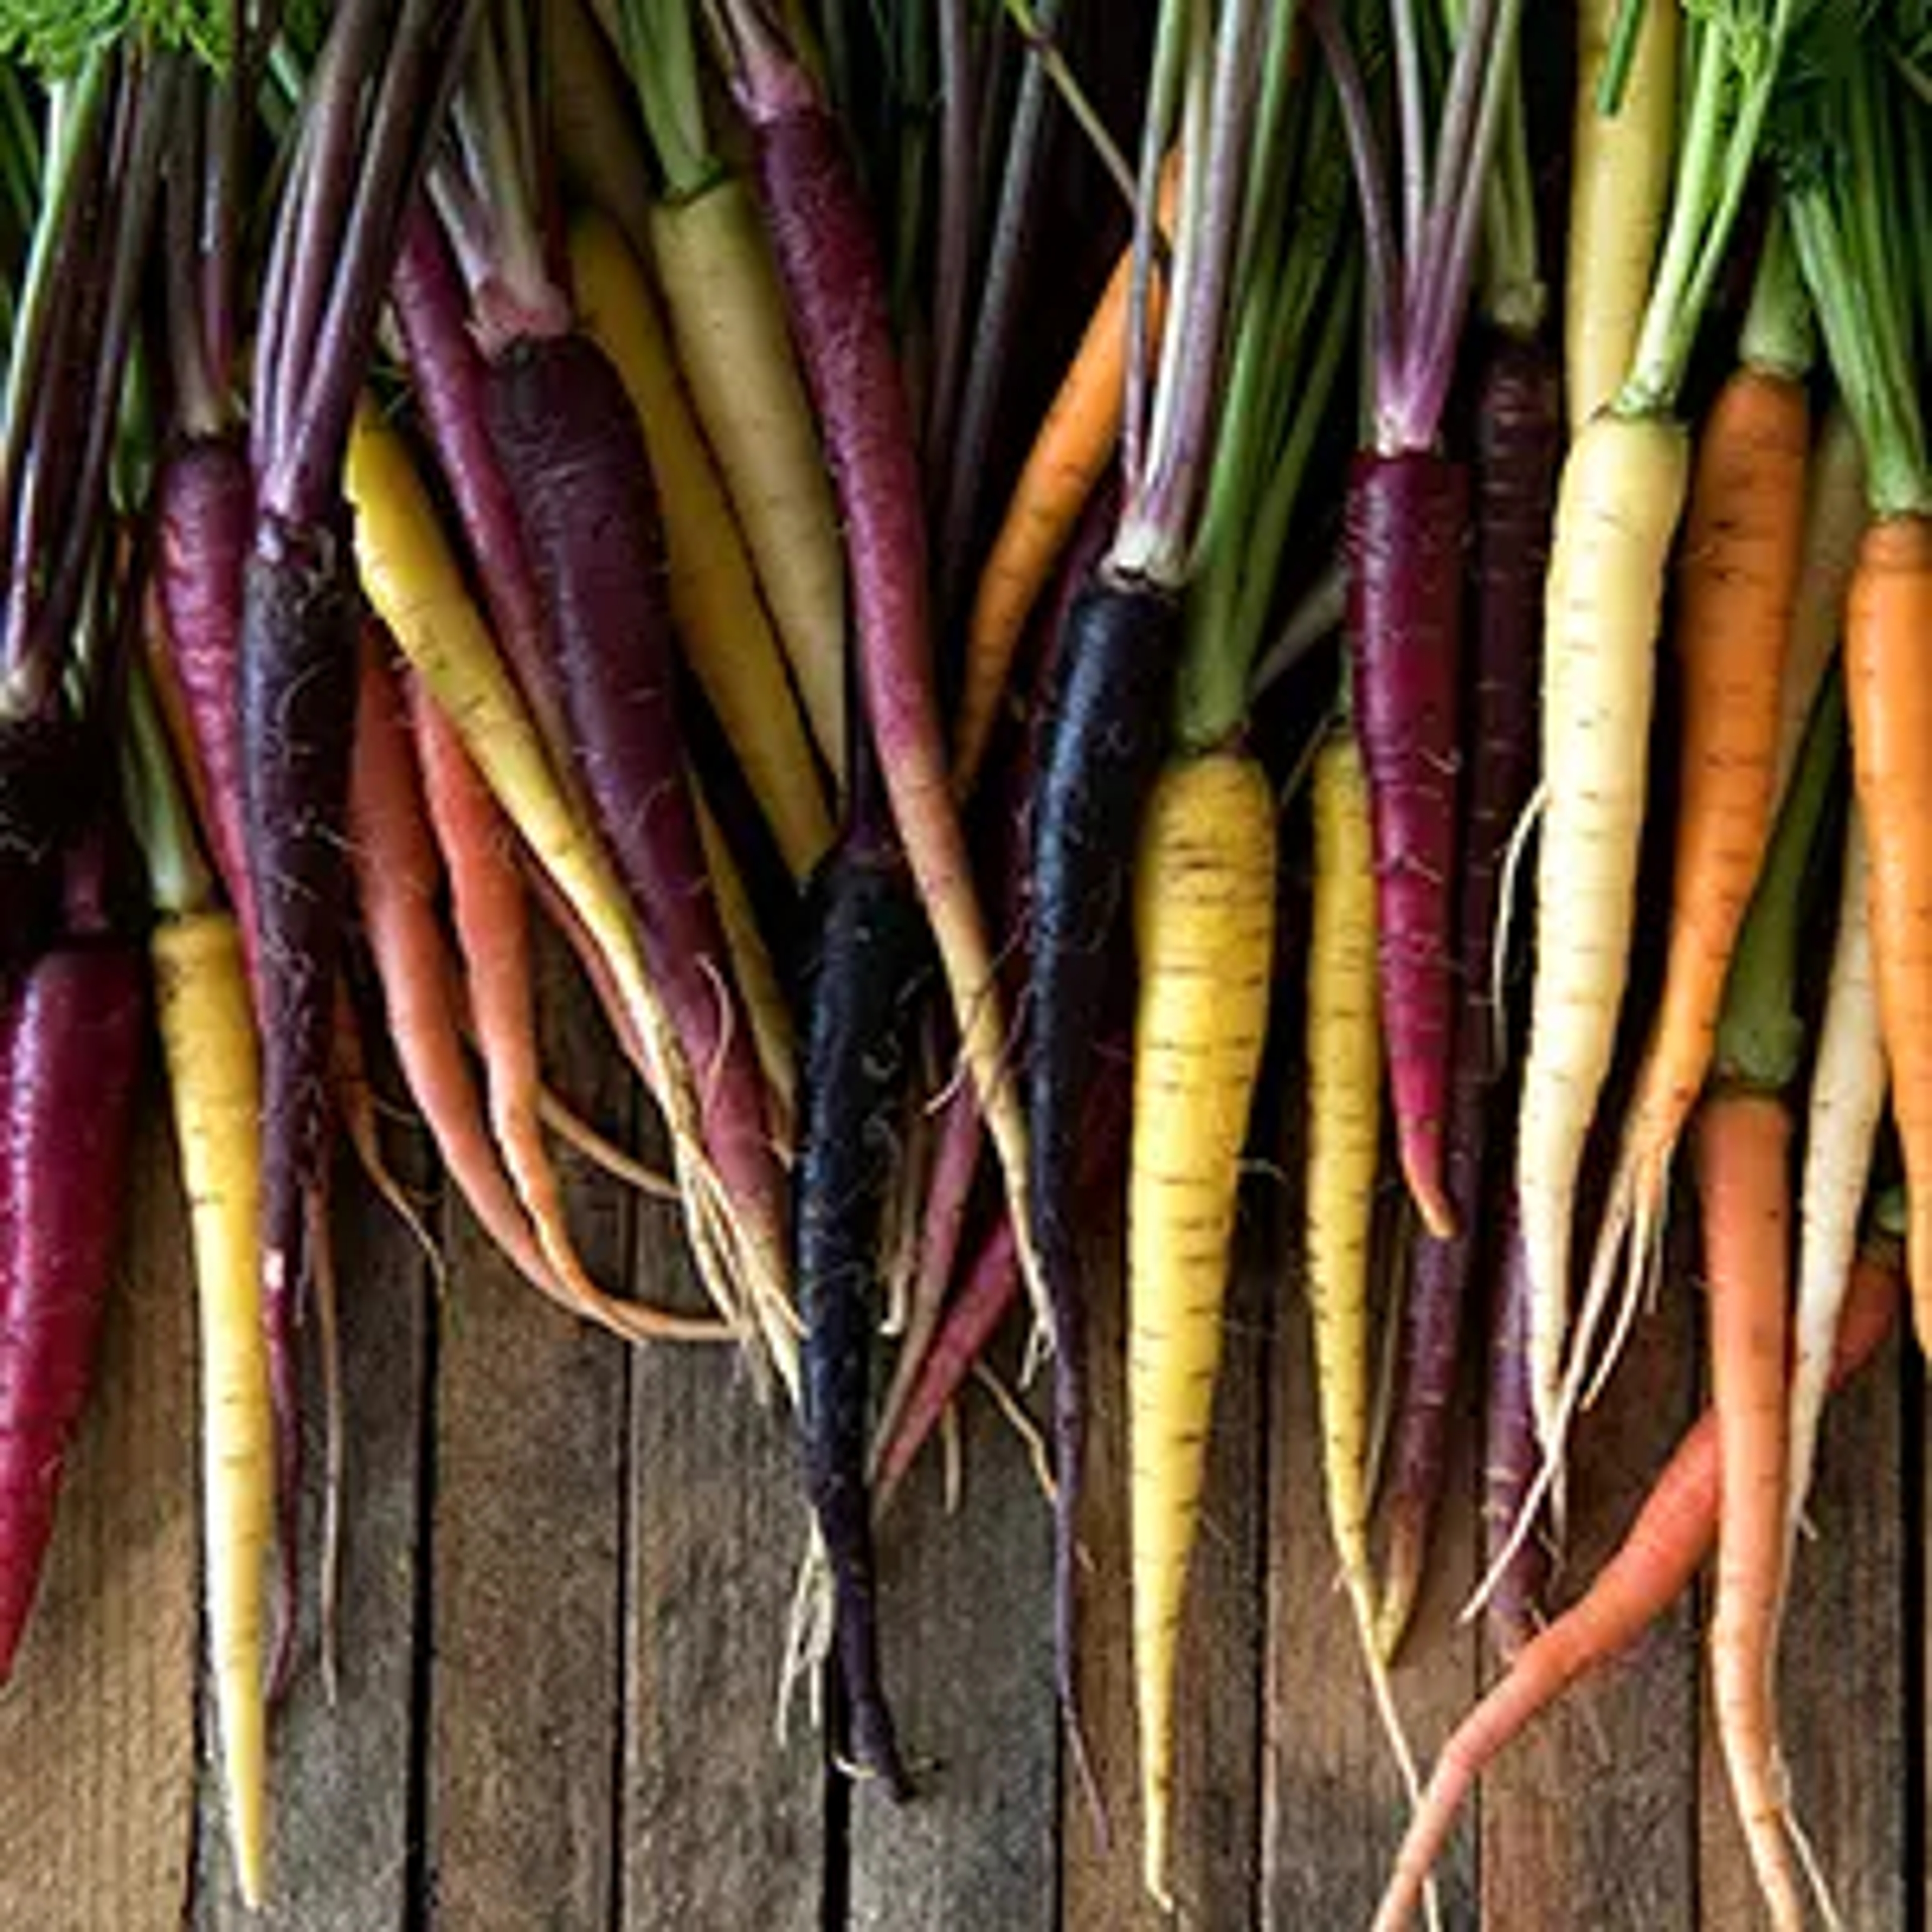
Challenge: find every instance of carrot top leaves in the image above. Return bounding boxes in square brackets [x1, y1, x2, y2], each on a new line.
[1712, 668, 1844, 1091]
[1777, 12, 1930, 515]
[0, 2, 233, 75]
[1615, 0, 1806, 418]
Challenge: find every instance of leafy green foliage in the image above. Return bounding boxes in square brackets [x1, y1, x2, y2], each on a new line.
[0, 1, 232, 75]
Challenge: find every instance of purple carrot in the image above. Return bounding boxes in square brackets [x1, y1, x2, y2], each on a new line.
[0, 859, 145, 1679]
[725, 22, 1032, 1337]
[387, 203, 575, 775]
[154, 435, 258, 969]
[792, 783, 931, 1800]
[1482, 1199, 1549, 1662]
[1377, 333, 1559, 1654]
[1026, 573, 1177, 1734]
[481, 332, 782, 1251]
[1312, 0, 1531, 1237]
[1345, 451, 1468, 1239]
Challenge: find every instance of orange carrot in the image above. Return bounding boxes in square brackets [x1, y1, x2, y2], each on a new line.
[349, 641, 720, 1345]
[951, 153, 1181, 794]
[1695, 1089, 1802, 1930]
[1373, 1245, 1903, 1932]
[1845, 514, 1932, 1348]
[1594, 364, 1809, 1287]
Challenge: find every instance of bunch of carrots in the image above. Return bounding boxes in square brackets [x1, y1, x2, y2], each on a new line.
[1, 0, 1928, 1920]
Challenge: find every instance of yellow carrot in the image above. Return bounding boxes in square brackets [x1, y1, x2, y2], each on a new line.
[1565, 0, 1678, 433]
[1128, 751, 1276, 1908]
[154, 911, 272, 1910]
[650, 178, 848, 784]
[570, 210, 834, 881]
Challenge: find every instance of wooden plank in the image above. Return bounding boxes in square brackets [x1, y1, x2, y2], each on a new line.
[192, 1111, 432, 1928]
[0, 1090, 198, 1931]
[847, 1326, 1057, 1932]
[1697, 1324, 1907, 1930]
[1062, 1204, 1269, 1931]
[1478, 1273, 1702, 1930]
[1262, 1181, 1481, 1932]
[623, 1210, 827, 1932]
[422, 940, 631, 1929]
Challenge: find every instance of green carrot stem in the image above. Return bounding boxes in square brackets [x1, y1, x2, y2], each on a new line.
[1713, 670, 1844, 1093]
[618, 0, 717, 199]
[121, 652, 215, 920]
[1738, 205, 1811, 380]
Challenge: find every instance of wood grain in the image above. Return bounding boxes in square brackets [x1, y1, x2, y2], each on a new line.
[623, 1202, 827, 1932]
[848, 1324, 1058, 1932]
[422, 940, 629, 1929]
[0, 1090, 198, 1932]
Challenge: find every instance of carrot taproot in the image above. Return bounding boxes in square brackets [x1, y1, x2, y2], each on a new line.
[952, 152, 1182, 795]
[153, 911, 273, 1908]
[1588, 352, 1810, 1323]
[1786, 812, 1885, 1563]
[1565, 0, 1678, 433]
[1515, 409, 1689, 1452]
[1130, 749, 1277, 1908]
[1373, 1244, 1904, 1932]
[1844, 515, 1932, 1348]
[568, 208, 834, 882]
[1695, 1089, 1804, 1931]
[0, 886, 145, 1683]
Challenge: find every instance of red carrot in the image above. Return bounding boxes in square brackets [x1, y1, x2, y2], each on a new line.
[0, 845, 146, 1679]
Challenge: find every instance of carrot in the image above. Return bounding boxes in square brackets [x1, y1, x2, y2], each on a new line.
[1696, 1091, 1803, 1929]
[1373, 1244, 1905, 1932]
[568, 208, 834, 882]
[1844, 517, 1932, 1347]
[1586, 274, 1812, 1349]
[1130, 750, 1277, 1907]
[1565, 0, 1678, 432]
[607, 0, 848, 783]
[1782, 33, 1932, 1351]
[951, 152, 1182, 795]
[727, 19, 1042, 1342]
[351, 640, 721, 1346]
[0, 840, 145, 1682]
[343, 405, 773, 1365]
[1515, 0, 1798, 1473]
[1785, 813, 1885, 1565]
[1480, 1199, 1549, 1663]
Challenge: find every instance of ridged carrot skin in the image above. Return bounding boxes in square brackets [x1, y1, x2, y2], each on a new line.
[1516, 412, 1691, 1453]
[1844, 513, 1932, 1348]
[1346, 450, 1468, 1241]
[1373, 1246, 1903, 1932]
[1129, 750, 1277, 1909]
[1696, 1090, 1804, 1932]
[153, 910, 273, 1909]
[1606, 369, 1810, 1241]
[0, 938, 146, 1681]
[1565, 0, 1678, 432]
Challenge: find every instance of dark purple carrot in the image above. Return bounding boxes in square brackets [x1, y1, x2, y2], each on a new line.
[154, 435, 257, 964]
[723, 18, 1037, 1343]
[1482, 1199, 1549, 1662]
[1026, 572, 1178, 1725]
[0, 853, 145, 1680]
[387, 203, 575, 776]
[1312, 0, 1534, 1238]
[243, 0, 473, 1676]
[481, 332, 783, 1268]
[1345, 452, 1468, 1240]
[793, 785, 931, 1800]
[1377, 333, 1559, 1656]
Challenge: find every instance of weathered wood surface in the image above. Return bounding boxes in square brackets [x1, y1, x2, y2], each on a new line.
[1, 1048, 1918, 1930]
